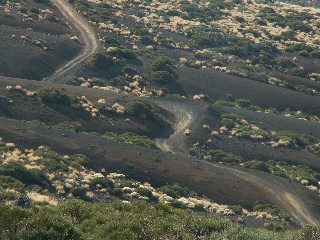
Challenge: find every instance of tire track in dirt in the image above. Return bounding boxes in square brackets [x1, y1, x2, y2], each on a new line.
[44, 0, 99, 83]
[155, 99, 319, 225]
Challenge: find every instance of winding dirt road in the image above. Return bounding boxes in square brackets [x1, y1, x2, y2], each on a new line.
[154, 99, 319, 225]
[40, 0, 319, 225]
[43, 0, 99, 83]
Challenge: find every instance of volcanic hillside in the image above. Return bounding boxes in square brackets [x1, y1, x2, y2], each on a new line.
[1, 0, 320, 237]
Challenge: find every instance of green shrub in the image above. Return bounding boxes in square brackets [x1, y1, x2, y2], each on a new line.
[92, 53, 112, 70]
[274, 131, 316, 149]
[107, 47, 136, 59]
[37, 88, 79, 105]
[108, 132, 157, 149]
[157, 184, 197, 199]
[34, 148, 64, 161]
[0, 163, 51, 187]
[27, 120, 46, 126]
[125, 100, 169, 126]
[229, 205, 243, 215]
[214, 100, 237, 107]
[70, 154, 90, 167]
[33, 148, 74, 172]
[136, 187, 158, 201]
[208, 150, 243, 163]
[70, 187, 87, 199]
[151, 56, 175, 73]
[188, 147, 207, 157]
[54, 121, 82, 132]
[170, 200, 187, 209]
[253, 201, 290, 220]
[140, 36, 157, 45]
[0, 176, 24, 192]
[243, 160, 270, 173]
[90, 178, 114, 189]
[265, 222, 288, 232]
[235, 99, 252, 108]
[112, 188, 124, 198]
[220, 113, 241, 130]
[151, 71, 175, 84]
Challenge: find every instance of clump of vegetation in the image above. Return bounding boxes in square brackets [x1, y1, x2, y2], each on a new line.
[1, 200, 320, 239]
[33, 147, 70, 172]
[70, 154, 90, 168]
[26, 120, 46, 126]
[102, 132, 157, 149]
[135, 187, 158, 202]
[107, 47, 136, 59]
[208, 150, 243, 163]
[0, 163, 51, 187]
[53, 121, 82, 132]
[157, 184, 198, 199]
[243, 160, 271, 173]
[220, 114, 317, 150]
[151, 71, 175, 84]
[90, 177, 115, 189]
[151, 56, 178, 84]
[36, 88, 79, 105]
[0, 176, 24, 193]
[188, 147, 208, 157]
[253, 201, 291, 221]
[70, 187, 89, 200]
[215, 98, 320, 122]
[91, 53, 112, 70]
[125, 99, 169, 126]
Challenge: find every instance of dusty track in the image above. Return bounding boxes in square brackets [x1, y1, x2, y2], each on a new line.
[43, 0, 99, 83]
[154, 99, 199, 152]
[0, 0, 318, 226]
[155, 100, 319, 225]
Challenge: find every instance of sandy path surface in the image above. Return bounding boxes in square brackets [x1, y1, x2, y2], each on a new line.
[155, 99, 319, 225]
[43, 0, 99, 83]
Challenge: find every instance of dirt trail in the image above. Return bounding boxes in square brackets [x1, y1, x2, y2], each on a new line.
[155, 100, 319, 225]
[154, 100, 198, 153]
[43, 0, 99, 83]
[10, 0, 319, 226]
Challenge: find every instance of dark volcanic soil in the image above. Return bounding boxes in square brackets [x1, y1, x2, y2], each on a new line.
[1, 116, 320, 225]
[0, 1, 81, 80]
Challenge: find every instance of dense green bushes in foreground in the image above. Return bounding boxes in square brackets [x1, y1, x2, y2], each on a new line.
[0, 200, 319, 240]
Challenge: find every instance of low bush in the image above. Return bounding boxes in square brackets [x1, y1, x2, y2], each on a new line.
[90, 178, 115, 189]
[0, 200, 319, 239]
[37, 88, 79, 105]
[125, 100, 169, 126]
[0, 176, 24, 192]
[220, 113, 241, 130]
[53, 121, 82, 132]
[70, 154, 90, 167]
[150, 56, 178, 84]
[91, 53, 112, 70]
[107, 47, 136, 59]
[151, 71, 175, 84]
[214, 100, 237, 107]
[188, 147, 207, 157]
[103, 132, 157, 149]
[70, 187, 87, 200]
[0, 163, 51, 187]
[208, 150, 243, 163]
[253, 201, 290, 221]
[157, 184, 198, 199]
[243, 160, 270, 173]
[136, 187, 158, 202]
